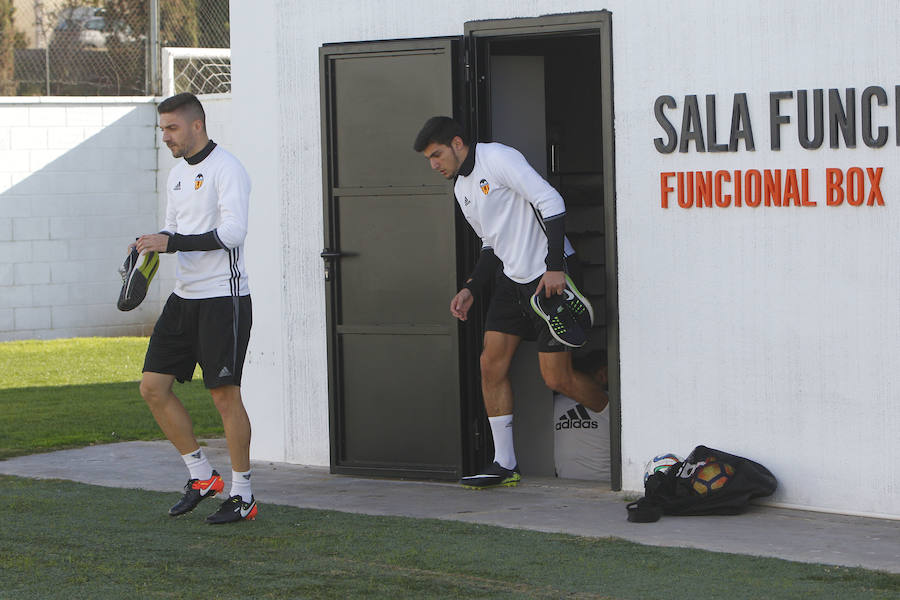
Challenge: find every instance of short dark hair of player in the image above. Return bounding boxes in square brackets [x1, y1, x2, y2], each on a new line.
[157, 92, 206, 129]
[413, 116, 468, 152]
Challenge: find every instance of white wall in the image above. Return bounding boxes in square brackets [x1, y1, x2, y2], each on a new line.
[230, 0, 900, 517]
[0, 98, 159, 340]
[614, 1, 900, 519]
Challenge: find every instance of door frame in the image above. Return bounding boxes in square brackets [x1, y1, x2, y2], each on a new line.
[319, 38, 467, 479]
[465, 11, 622, 489]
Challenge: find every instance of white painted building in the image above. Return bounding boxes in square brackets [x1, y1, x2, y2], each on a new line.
[227, 0, 900, 519]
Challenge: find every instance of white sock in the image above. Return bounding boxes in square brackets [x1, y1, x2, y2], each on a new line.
[230, 469, 253, 502]
[181, 448, 213, 481]
[489, 414, 516, 469]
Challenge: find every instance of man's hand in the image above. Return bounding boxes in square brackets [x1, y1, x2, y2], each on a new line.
[450, 288, 474, 321]
[133, 233, 170, 254]
[535, 270, 566, 298]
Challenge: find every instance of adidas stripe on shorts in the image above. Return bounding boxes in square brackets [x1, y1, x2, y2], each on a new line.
[144, 293, 252, 389]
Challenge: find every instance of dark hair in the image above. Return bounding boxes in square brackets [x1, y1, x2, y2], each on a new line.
[413, 116, 467, 152]
[157, 92, 206, 128]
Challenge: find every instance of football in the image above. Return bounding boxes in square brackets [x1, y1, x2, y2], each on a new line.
[643, 453, 682, 482]
[692, 460, 735, 495]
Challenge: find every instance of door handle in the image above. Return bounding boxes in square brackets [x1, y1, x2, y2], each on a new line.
[320, 249, 343, 282]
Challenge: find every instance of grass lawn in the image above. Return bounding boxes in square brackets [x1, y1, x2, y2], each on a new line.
[0, 337, 222, 459]
[2, 337, 898, 599]
[3, 475, 899, 600]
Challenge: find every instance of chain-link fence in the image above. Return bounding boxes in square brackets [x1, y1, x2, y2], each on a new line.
[0, 0, 228, 96]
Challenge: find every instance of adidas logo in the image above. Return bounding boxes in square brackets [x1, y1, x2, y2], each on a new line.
[174, 181, 181, 190]
[556, 404, 598, 430]
[191, 450, 201, 459]
[464, 196, 471, 206]
[218, 366, 232, 377]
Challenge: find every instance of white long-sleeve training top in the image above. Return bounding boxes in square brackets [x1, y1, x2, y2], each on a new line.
[163, 144, 251, 299]
[454, 142, 574, 284]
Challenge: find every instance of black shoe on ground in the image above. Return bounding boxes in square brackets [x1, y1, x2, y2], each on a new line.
[206, 495, 258, 524]
[530, 292, 587, 348]
[563, 274, 594, 331]
[459, 462, 521, 489]
[168, 470, 225, 516]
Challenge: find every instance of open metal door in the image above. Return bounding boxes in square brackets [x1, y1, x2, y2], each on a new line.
[320, 38, 466, 479]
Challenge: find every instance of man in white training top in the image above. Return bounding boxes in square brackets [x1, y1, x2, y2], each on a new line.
[133, 92, 256, 523]
[414, 116, 608, 488]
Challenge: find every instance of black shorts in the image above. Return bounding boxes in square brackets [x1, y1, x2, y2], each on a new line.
[484, 258, 584, 353]
[143, 293, 252, 389]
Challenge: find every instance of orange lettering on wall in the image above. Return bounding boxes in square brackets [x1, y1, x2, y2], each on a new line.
[745, 170, 762, 207]
[764, 170, 782, 207]
[847, 167, 865, 206]
[826, 168, 844, 206]
[783, 170, 801, 206]
[685, 172, 695, 208]
[660, 172, 675, 208]
[678, 172, 687, 208]
[659, 167, 882, 210]
[715, 170, 731, 207]
[800, 169, 815, 206]
[866, 167, 884, 205]
[696, 171, 713, 207]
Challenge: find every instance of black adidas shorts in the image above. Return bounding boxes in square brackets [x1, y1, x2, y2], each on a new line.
[484, 258, 584, 354]
[144, 293, 252, 389]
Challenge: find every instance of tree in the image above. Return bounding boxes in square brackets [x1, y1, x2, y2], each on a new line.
[103, 0, 203, 94]
[197, 0, 228, 48]
[103, 0, 148, 94]
[0, 0, 15, 95]
[160, 0, 199, 48]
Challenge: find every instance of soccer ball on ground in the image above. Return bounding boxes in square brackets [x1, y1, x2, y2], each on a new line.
[691, 459, 735, 495]
[643, 453, 682, 482]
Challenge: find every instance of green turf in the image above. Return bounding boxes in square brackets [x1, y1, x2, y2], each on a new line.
[1, 475, 898, 600]
[2, 338, 898, 598]
[0, 337, 222, 459]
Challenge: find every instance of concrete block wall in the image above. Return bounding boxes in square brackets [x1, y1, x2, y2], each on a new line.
[0, 98, 161, 340]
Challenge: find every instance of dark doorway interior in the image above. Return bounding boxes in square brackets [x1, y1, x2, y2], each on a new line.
[464, 30, 614, 482]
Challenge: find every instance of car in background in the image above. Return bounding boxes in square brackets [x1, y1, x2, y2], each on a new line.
[52, 7, 136, 49]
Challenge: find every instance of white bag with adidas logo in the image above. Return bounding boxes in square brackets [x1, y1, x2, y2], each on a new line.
[553, 392, 610, 481]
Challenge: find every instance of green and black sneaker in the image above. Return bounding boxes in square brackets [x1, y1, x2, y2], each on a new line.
[563, 274, 594, 331]
[530, 292, 587, 348]
[117, 247, 159, 311]
[459, 462, 521, 489]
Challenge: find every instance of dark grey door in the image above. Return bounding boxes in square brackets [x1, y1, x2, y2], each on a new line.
[320, 39, 464, 478]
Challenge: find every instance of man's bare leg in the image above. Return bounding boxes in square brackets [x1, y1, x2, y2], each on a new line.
[538, 351, 609, 413]
[480, 331, 521, 417]
[140, 371, 198, 454]
[460, 331, 523, 487]
[209, 384, 251, 472]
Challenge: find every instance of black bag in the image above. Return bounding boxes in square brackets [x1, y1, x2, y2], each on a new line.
[627, 445, 777, 523]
